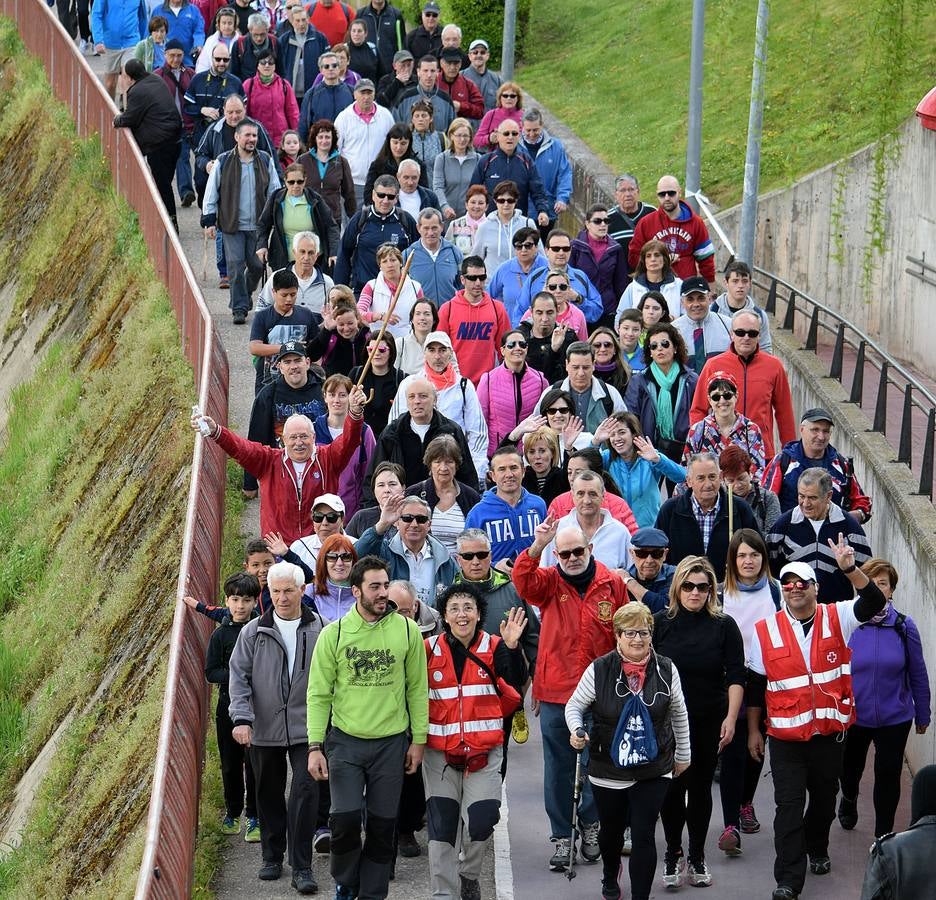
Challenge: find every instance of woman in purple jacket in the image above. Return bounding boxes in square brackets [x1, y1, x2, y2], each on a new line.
[839, 557, 931, 837]
[570, 204, 629, 330]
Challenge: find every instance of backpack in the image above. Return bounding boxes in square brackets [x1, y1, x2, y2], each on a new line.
[550, 377, 614, 418]
[243, 74, 290, 107]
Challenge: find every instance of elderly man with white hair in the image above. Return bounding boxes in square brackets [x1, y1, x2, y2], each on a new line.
[396, 157, 441, 219]
[228, 560, 327, 890]
[257, 231, 334, 312]
[192, 393, 366, 545]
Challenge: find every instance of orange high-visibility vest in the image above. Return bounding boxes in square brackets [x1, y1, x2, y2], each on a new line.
[425, 631, 506, 754]
[756, 603, 854, 741]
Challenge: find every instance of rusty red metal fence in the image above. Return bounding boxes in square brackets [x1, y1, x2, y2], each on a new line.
[0, 2, 229, 896]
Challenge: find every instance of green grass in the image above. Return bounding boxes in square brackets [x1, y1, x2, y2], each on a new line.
[518, 0, 936, 206]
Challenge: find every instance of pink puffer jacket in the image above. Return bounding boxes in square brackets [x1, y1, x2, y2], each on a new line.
[477, 363, 550, 457]
[243, 74, 299, 148]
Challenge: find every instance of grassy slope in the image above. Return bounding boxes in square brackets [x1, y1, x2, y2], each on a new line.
[0, 20, 201, 897]
[518, 0, 936, 206]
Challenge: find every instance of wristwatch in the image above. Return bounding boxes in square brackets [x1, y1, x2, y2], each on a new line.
[309, 743, 323, 753]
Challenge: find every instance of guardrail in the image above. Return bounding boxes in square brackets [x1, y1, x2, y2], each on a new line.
[0, 2, 229, 897]
[691, 191, 936, 500]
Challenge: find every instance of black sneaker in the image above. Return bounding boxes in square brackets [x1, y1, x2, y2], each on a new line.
[772, 887, 798, 899]
[232, 311, 247, 325]
[258, 860, 282, 880]
[398, 831, 421, 857]
[291, 868, 317, 894]
[459, 874, 481, 900]
[181, 191, 197, 208]
[838, 795, 858, 830]
[809, 855, 831, 875]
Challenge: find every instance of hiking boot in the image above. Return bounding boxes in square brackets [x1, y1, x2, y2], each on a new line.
[718, 825, 742, 856]
[838, 795, 858, 830]
[291, 868, 318, 894]
[334, 885, 355, 900]
[687, 857, 713, 886]
[511, 708, 529, 744]
[549, 837, 572, 871]
[244, 818, 261, 842]
[662, 849, 685, 889]
[313, 827, 331, 853]
[809, 855, 831, 875]
[459, 875, 481, 900]
[739, 803, 760, 834]
[398, 831, 421, 857]
[580, 821, 601, 862]
[221, 815, 240, 835]
[232, 311, 247, 325]
[621, 826, 632, 855]
[218, 275, 230, 289]
[258, 860, 282, 880]
[181, 191, 197, 208]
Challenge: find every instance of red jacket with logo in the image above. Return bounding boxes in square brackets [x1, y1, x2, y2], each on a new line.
[512, 549, 629, 704]
[215, 414, 362, 545]
[437, 289, 511, 385]
[628, 202, 716, 282]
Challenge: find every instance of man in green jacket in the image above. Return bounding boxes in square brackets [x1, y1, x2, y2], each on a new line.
[307, 555, 429, 900]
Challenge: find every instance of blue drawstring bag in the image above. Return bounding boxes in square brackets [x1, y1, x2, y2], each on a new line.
[611, 693, 659, 769]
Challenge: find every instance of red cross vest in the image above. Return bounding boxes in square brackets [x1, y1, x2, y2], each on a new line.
[425, 631, 507, 754]
[756, 603, 855, 741]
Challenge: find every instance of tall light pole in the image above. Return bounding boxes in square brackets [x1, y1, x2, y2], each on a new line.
[739, 0, 770, 266]
[685, 0, 705, 212]
[502, 0, 517, 81]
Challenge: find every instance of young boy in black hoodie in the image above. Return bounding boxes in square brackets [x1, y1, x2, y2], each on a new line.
[205, 572, 262, 840]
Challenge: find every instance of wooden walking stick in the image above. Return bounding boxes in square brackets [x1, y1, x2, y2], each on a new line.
[354, 252, 416, 396]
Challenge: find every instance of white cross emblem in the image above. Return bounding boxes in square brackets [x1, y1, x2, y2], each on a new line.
[827, 651, 837, 664]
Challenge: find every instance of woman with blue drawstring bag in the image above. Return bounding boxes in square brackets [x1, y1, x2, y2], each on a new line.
[565, 601, 691, 900]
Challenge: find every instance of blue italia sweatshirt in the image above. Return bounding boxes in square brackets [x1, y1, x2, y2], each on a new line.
[465, 487, 546, 564]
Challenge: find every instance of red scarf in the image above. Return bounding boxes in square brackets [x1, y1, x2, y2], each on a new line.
[620, 651, 651, 694]
[424, 362, 456, 391]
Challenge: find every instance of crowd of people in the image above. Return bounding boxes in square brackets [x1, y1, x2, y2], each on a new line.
[63, 1, 933, 898]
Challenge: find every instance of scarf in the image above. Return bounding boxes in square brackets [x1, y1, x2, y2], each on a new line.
[259, 72, 275, 85]
[869, 600, 893, 625]
[594, 360, 617, 374]
[619, 651, 651, 694]
[425, 361, 457, 391]
[738, 574, 768, 593]
[557, 556, 596, 597]
[649, 361, 681, 440]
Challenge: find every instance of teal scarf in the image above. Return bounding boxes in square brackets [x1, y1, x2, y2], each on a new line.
[650, 361, 681, 440]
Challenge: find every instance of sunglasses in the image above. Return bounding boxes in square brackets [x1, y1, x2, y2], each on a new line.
[680, 580, 711, 594]
[589, 217, 610, 225]
[514, 240, 537, 250]
[505, 339, 528, 349]
[369, 344, 389, 353]
[499, 130, 520, 137]
[214, 56, 230, 61]
[321, 62, 339, 68]
[400, 513, 430, 524]
[463, 273, 485, 282]
[285, 179, 305, 185]
[633, 548, 666, 560]
[457, 550, 491, 561]
[657, 189, 678, 197]
[548, 245, 571, 252]
[557, 546, 588, 561]
[313, 511, 342, 524]
[495, 196, 518, 203]
[709, 391, 736, 403]
[648, 339, 671, 350]
[546, 406, 571, 415]
[374, 191, 398, 200]
[546, 283, 569, 292]
[621, 629, 651, 640]
[733, 328, 760, 338]
[258, 59, 275, 65]
[781, 578, 813, 590]
[325, 551, 354, 562]
[500, 93, 518, 99]
[423, 10, 439, 16]
[592, 341, 614, 349]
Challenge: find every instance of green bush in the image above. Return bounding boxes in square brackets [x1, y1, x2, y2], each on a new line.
[435, 0, 533, 66]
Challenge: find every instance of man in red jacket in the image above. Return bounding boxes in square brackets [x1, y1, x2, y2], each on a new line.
[191, 386, 365, 545]
[628, 175, 716, 283]
[436, 46, 483, 120]
[689, 310, 795, 458]
[512, 514, 629, 873]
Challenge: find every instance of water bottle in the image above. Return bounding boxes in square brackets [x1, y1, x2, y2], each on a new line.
[192, 405, 212, 437]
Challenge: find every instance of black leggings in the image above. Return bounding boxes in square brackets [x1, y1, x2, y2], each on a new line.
[593, 779, 669, 900]
[840, 719, 912, 836]
[661, 714, 721, 862]
[719, 712, 766, 826]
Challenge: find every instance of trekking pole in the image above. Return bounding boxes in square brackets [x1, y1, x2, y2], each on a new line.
[354, 253, 415, 401]
[567, 728, 586, 881]
[727, 483, 734, 540]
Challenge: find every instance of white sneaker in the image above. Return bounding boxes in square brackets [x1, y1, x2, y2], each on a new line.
[622, 826, 632, 855]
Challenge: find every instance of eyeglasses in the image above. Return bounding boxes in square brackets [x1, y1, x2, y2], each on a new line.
[457, 550, 491, 561]
[213, 56, 230, 62]
[648, 339, 671, 350]
[733, 328, 760, 338]
[285, 179, 305, 185]
[781, 578, 813, 590]
[589, 217, 610, 225]
[633, 548, 666, 560]
[621, 629, 651, 640]
[505, 339, 527, 349]
[709, 391, 736, 402]
[423, 10, 439, 16]
[546, 406, 571, 415]
[548, 245, 571, 252]
[557, 546, 588, 561]
[680, 580, 711, 594]
[325, 551, 354, 562]
[374, 191, 398, 200]
[546, 283, 569, 292]
[463, 273, 486, 281]
[321, 62, 339, 69]
[514, 241, 537, 250]
[500, 93, 518, 99]
[657, 190, 678, 198]
[258, 59, 275, 65]
[592, 341, 614, 349]
[400, 513, 430, 524]
[495, 196, 517, 203]
[313, 511, 342, 524]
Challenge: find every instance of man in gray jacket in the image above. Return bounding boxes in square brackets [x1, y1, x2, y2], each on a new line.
[229, 561, 325, 893]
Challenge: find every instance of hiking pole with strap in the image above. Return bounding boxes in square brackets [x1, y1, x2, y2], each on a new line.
[567, 727, 587, 881]
[353, 252, 415, 404]
[727, 483, 734, 540]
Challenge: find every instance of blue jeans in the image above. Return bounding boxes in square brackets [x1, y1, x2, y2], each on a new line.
[222, 229, 263, 314]
[216, 230, 226, 277]
[175, 133, 194, 198]
[540, 701, 596, 838]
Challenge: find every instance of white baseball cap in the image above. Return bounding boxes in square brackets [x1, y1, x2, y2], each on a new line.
[779, 561, 817, 583]
[312, 493, 345, 514]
